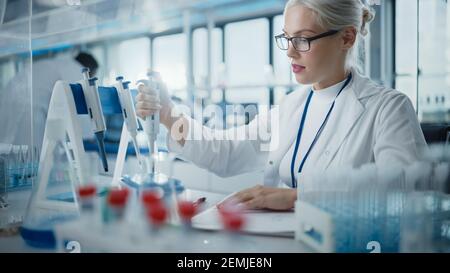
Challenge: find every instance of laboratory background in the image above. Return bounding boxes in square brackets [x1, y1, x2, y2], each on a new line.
[0, 0, 449, 254]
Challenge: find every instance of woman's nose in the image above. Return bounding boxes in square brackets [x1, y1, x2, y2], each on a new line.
[286, 41, 300, 59]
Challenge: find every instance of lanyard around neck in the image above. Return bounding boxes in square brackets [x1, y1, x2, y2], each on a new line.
[290, 73, 353, 188]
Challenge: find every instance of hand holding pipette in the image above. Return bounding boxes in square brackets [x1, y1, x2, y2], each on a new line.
[136, 71, 162, 174]
[136, 70, 175, 177]
[135, 71, 174, 131]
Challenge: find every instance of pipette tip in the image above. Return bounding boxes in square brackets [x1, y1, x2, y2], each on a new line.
[95, 131, 109, 173]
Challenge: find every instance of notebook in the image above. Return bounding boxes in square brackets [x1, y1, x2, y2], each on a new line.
[191, 193, 295, 237]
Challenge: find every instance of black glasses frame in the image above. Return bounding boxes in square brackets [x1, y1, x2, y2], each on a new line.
[275, 30, 340, 52]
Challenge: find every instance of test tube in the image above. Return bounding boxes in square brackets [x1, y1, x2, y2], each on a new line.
[77, 184, 97, 212]
[146, 202, 168, 231]
[177, 201, 197, 228]
[77, 184, 97, 227]
[107, 188, 130, 223]
[141, 190, 163, 209]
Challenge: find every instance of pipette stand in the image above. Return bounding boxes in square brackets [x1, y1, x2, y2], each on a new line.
[35, 80, 92, 213]
[35, 78, 123, 212]
[111, 124, 135, 187]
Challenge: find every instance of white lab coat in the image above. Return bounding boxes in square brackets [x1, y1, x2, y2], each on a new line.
[168, 68, 427, 188]
[0, 54, 84, 148]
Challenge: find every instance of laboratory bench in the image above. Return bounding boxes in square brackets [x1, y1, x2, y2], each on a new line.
[0, 188, 312, 253]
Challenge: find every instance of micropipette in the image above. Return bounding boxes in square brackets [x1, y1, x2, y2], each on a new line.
[80, 68, 108, 172]
[115, 76, 145, 170]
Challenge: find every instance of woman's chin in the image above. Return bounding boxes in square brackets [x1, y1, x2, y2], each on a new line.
[294, 73, 313, 85]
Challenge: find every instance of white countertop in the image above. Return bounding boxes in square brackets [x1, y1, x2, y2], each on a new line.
[53, 189, 313, 253]
[0, 188, 313, 253]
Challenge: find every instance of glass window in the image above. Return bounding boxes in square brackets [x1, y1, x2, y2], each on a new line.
[396, 0, 450, 123]
[224, 18, 269, 105]
[117, 37, 151, 86]
[153, 33, 186, 97]
[417, 0, 449, 123]
[193, 27, 223, 103]
[273, 14, 292, 104]
[395, 0, 418, 107]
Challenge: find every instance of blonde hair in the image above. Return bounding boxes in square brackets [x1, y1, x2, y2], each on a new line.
[284, 0, 375, 71]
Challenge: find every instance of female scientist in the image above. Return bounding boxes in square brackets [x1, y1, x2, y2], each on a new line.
[135, 0, 427, 210]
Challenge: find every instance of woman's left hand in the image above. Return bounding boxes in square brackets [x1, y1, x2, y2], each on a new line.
[217, 185, 297, 211]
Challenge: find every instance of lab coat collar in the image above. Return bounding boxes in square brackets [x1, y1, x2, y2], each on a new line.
[350, 67, 381, 100]
[264, 68, 377, 187]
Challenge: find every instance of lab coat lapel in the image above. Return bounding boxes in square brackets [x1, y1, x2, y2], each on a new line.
[321, 82, 365, 169]
[275, 88, 310, 161]
[265, 87, 310, 186]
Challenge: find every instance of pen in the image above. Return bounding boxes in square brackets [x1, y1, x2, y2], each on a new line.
[193, 197, 206, 207]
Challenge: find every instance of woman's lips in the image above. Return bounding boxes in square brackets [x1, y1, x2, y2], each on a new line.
[292, 64, 305, 74]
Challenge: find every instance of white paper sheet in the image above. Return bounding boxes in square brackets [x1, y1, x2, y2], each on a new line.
[192, 205, 295, 237]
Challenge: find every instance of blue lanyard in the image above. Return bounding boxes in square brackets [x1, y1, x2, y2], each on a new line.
[290, 74, 353, 188]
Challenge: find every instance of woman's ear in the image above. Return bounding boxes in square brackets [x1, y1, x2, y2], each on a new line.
[341, 27, 357, 50]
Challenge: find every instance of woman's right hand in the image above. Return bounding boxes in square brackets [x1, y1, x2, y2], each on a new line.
[135, 78, 174, 127]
